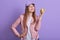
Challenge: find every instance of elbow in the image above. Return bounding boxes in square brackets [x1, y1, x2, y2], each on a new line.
[35, 25, 41, 31]
[10, 26, 13, 31]
[35, 27, 39, 31]
[36, 27, 39, 31]
[11, 26, 13, 30]
[10, 24, 16, 30]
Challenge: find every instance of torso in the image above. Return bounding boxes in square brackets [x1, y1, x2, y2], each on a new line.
[20, 14, 38, 39]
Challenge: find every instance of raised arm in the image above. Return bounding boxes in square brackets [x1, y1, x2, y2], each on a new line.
[11, 15, 21, 38]
[35, 8, 45, 31]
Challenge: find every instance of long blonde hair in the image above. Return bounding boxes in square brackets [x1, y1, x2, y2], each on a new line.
[23, 3, 36, 34]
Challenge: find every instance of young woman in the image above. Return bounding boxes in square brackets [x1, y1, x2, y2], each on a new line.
[11, 3, 45, 40]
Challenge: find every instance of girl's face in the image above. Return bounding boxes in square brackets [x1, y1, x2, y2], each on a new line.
[28, 4, 35, 13]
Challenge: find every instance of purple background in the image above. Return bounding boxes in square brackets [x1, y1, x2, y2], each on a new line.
[0, 0, 60, 40]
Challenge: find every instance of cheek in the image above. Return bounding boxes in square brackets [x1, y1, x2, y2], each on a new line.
[29, 7, 35, 11]
[29, 8, 31, 11]
[32, 7, 35, 11]
[29, 7, 32, 11]
[32, 7, 35, 10]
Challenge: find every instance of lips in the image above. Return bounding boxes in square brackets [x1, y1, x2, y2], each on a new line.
[31, 9, 33, 10]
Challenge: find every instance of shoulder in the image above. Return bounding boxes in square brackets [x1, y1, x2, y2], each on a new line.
[19, 14, 24, 19]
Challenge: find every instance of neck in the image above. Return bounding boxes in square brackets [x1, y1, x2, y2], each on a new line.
[29, 13, 32, 16]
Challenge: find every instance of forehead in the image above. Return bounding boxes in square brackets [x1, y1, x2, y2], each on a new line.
[28, 4, 34, 7]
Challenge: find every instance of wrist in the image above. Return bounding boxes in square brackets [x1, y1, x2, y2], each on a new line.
[16, 34, 21, 38]
[20, 34, 24, 38]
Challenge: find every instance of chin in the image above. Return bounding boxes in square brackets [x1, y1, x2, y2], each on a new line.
[31, 11, 34, 13]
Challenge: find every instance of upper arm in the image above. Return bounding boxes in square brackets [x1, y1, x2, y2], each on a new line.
[12, 15, 21, 28]
[36, 15, 40, 23]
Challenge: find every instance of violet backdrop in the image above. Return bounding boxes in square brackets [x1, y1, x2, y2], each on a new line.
[0, 0, 60, 40]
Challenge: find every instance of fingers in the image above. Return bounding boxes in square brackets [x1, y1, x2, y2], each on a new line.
[40, 8, 45, 15]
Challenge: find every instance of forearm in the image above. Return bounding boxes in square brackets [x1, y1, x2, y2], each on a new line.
[39, 13, 44, 20]
[20, 28, 27, 38]
[11, 27, 20, 37]
[11, 26, 27, 38]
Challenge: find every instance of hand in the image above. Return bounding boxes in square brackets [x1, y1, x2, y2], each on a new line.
[39, 8, 45, 20]
[40, 8, 45, 15]
[20, 30, 27, 38]
[17, 34, 21, 38]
